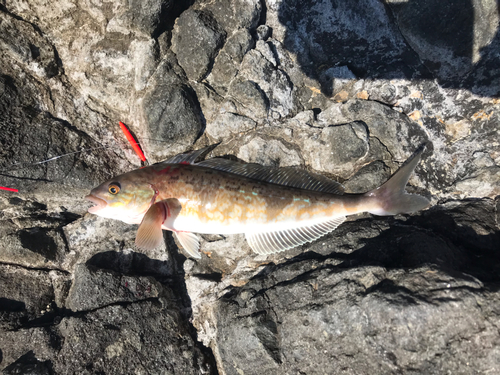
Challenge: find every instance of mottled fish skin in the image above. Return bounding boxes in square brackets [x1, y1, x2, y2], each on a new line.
[86, 146, 430, 256]
[141, 164, 368, 234]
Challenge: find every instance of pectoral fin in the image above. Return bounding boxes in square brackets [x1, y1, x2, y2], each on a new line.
[136, 199, 201, 259]
[136, 202, 167, 250]
[136, 198, 180, 251]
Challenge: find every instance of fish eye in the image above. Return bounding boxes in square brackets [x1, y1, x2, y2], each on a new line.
[108, 183, 121, 195]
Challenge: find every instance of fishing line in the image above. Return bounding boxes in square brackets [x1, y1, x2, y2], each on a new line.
[0, 119, 184, 193]
[0, 145, 116, 173]
[0, 137, 186, 174]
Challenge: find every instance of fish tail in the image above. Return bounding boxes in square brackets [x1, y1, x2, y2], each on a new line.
[365, 144, 430, 216]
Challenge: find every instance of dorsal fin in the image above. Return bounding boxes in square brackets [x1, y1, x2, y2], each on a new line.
[196, 158, 344, 194]
[163, 144, 218, 165]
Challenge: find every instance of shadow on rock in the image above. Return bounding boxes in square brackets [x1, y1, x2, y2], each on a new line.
[86, 250, 173, 279]
[2, 350, 54, 375]
[339, 210, 500, 286]
[278, 0, 500, 97]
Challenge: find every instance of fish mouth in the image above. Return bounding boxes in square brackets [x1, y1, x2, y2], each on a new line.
[85, 194, 107, 213]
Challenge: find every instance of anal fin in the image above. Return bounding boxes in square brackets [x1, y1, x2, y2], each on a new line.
[245, 216, 346, 255]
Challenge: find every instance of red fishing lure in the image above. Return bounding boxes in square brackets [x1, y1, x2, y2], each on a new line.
[119, 121, 147, 162]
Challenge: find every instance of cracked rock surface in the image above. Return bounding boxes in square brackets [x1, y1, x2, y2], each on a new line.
[1, 0, 499, 374]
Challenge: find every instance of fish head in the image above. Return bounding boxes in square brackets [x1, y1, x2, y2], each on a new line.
[85, 172, 155, 224]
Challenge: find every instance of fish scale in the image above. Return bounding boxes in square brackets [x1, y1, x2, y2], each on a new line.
[152, 165, 348, 232]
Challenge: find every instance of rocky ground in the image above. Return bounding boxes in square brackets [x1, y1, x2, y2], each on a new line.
[1, 0, 499, 374]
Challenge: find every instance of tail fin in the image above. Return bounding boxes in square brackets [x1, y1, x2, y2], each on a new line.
[365, 145, 430, 216]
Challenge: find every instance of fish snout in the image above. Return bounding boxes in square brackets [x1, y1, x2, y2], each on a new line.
[85, 194, 107, 213]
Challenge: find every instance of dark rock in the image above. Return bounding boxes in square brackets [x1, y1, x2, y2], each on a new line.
[386, 0, 500, 96]
[0, 11, 59, 79]
[276, 0, 430, 94]
[0, 73, 126, 192]
[171, 9, 226, 81]
[256, 25, 272, 41]
[140, 56, 205, 161]
[110, 0, 178, 37]
[0, 299, 214, 374]
[65, 264, 162, 312]
[202, 0, 262, 34]
[207, 29, 254, 93]
[2, 351, 52, 375]
[0, 265, 56, 331]
[1, 0, 499, 373]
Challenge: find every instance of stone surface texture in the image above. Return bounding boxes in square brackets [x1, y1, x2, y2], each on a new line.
[1, 0, 499, 374]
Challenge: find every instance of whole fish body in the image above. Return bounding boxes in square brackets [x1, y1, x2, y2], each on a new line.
[86, 145, 430, 258]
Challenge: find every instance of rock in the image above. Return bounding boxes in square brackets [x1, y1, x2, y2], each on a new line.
[137, 55, 204, 162]
[171, 9, 226, 81]
[207, 112, 256, 140]
[200, 0, 261, 35]
[299, 121, 370, 178]
[1, 0, 500, 373]
[228, 78, 269, 119]
[0, 265, 57, 330]
[2, 351, 53, 375]
[65, 264, 162, 312]
[236, 49, 298, 119]
[140, 83, 204, 162]
[0, 11, 59, 79]
[207, 29, 254, 93]
[386, 0, 500, 92]
[237, 135, 302, 167]
[274, 0, 429, 89]
[0, 299, 214, 374]
[256, 25, 272, 41]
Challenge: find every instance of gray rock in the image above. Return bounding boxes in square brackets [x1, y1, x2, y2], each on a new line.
[228, 78, 269, 120]
[201, 0, 261, 34]
[171, 9, 226, 81]
[299, 121, 370, 178]
[207, 112, 256, 140]
[1, 0, 500, 373]
[2, 351, 53, 375]
[138, 56, 204, 161]
[0, 265, 56, 331]
[236, 49, 298, 119]
[65, 264, 161, 312]
[256, 25, 272, 41]
[207, 29, 254, 93]
[236, 136, 302, 167]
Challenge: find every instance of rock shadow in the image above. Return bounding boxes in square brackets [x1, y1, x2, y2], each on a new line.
[86, 250, 172, 280]
[278, 0, 500, 97]
[338, 213, 500, 286]
[2, 350, 54, 375]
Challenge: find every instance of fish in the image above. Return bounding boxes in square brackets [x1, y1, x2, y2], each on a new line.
[85, 144, 431, 258]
